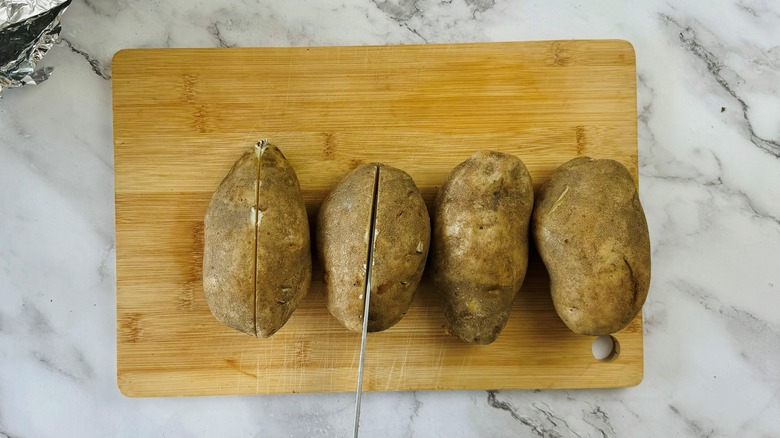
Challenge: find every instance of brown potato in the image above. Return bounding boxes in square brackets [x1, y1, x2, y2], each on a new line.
[532, 156, 650, 336]
[317, 163, 430, 332]
[203, 141, 311, 337]
[432, 151, 534, 344]
[371, 165, 431, 330]
[316, 164, 376, 332]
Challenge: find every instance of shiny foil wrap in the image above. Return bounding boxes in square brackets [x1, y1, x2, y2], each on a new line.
[0, 0, 71, 96]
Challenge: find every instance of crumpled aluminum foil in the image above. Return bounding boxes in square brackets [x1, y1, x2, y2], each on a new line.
[0, 0, 71, 97]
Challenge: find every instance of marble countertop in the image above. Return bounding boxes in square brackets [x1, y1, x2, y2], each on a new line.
[2, 0, 779, 436]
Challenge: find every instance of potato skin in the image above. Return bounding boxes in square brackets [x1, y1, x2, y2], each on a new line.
[203, 149, 257, 335]
[370, 165, 431, 331]
[203, 142, 311, 337]
[317, 163, 430, 332]
[432, 151, 534, 344]
[316, 164, 377, 333]
[532, 157, 650, 336]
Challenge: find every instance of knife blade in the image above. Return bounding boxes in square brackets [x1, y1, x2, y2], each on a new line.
[353, 165, 381, 438]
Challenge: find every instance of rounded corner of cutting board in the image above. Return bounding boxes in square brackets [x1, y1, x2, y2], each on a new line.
[117, 372, 140, 398]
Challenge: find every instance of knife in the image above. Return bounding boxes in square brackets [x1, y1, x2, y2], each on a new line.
[353, 166, 381, 438]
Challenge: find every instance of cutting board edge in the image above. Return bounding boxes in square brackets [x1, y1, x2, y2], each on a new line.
[111, 39, 637, 67]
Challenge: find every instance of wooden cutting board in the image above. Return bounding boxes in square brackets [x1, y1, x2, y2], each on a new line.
[113, 40, 642, 397]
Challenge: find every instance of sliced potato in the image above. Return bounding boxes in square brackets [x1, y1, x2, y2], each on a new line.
[203, 141, 311, 337]
[317, 163, 430, 332]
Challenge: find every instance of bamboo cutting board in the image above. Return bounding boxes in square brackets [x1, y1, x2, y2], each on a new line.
[113, 40, 642, 397]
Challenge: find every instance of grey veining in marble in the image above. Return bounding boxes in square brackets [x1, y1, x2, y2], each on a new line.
[1, 0, 779, 436]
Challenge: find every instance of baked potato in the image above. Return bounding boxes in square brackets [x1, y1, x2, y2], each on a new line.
[431, 151, 534, 344]
[317, 163, 430, 332]
[532, 156, 651, 335]
[203, 141, 311, 337]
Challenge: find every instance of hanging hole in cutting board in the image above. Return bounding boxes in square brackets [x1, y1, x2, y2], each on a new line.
[592, 335, 620, 362]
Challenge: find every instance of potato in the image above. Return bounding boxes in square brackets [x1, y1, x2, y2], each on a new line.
[316, 164, 376, 332]
[431, 151, 534, 344]
[532, 156, 650, 336]
[370, 165, 431, 330]
[203, 141, 311, 337]
[317, 163, 430, 332]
